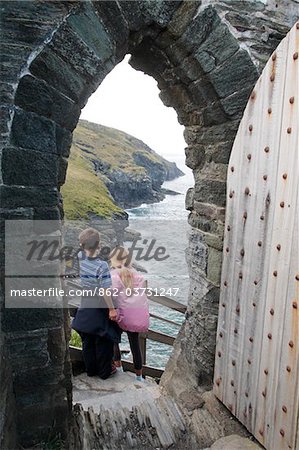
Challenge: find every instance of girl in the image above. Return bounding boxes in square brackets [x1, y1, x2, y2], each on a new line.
[109, 247, 149, 382]
[72, 228, 121, 379]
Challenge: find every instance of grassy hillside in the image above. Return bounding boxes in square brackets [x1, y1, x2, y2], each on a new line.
[61, 120, 182, 219]
[73, 120, 170, 173]
[61, 141, 122, 220]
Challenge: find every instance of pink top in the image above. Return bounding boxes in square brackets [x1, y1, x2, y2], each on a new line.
[111, 268, 149, 333]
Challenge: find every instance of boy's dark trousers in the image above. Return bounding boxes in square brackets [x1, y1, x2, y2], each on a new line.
[80, 332, 114, 379]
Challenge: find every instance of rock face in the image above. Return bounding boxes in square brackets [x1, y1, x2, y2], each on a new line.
[0, 0, 298, 447]
[69, 120, 183, 209]
[164, 159, 185, 180]
[106, 169, 165, 208]
[0, 338, 17, 450]
[210, 435, 262, 450]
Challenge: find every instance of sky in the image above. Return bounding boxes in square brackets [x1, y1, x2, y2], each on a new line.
[80, 55, 188, 171]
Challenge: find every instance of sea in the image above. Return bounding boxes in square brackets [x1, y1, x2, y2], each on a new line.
[121, 173, 194, 369]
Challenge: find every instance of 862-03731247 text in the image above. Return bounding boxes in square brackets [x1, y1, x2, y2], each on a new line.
[9, 287, 180, 298]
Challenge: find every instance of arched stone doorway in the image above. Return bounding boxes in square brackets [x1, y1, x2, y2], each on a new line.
[0, 1, 297, 447]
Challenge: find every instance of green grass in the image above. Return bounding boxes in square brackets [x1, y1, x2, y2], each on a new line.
[61, 143, 122, 220]
[69, 329, 82, 349]
[74, 120, 164, 171]
[32, 434, 65, 450]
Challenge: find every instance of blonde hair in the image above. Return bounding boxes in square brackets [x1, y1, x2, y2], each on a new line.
[109, 247, 133, 291]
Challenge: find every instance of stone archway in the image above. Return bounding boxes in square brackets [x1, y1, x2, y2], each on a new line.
[0, 1, 297, 447]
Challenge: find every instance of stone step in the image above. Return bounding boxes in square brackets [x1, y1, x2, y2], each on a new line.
[210, 435, 262, 450]
[70, 373, 261, 449]
[71, 371, 194, 449]
[72, 371, 159, 413]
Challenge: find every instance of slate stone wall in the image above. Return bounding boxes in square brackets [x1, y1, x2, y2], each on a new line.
[0, 1, 297, 446]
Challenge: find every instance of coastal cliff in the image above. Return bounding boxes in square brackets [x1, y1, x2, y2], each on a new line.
[61, 120, 184, 219]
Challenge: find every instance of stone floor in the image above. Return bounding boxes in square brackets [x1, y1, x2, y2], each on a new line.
[72, 371, 160, 413]
[71, 371, 192, 449]
[71, 371, 263, 450]
[209, 434, 263, 449]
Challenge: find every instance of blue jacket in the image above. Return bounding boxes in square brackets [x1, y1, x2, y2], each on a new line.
[71, 252, 121, 343]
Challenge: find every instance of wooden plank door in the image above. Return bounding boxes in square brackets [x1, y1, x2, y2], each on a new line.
[214, 22, 299, 450]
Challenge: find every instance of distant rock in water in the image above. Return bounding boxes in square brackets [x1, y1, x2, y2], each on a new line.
[62, 119, 184, 215]
[163, 161, 184, 181]
[161, 187, 181, 196]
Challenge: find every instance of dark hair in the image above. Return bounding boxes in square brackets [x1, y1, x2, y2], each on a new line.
[79, 228, 100, 251]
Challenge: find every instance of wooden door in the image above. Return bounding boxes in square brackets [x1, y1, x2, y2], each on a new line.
[214, 22, 299, 450]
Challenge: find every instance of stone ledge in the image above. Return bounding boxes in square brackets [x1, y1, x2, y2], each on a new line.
[1, 146, 61, 187]
[194, 178, 227, 208]
[93, 0, 129, 58]
[207, 246, 222, 285]
[211, 434, 262, 450]
[129, 37, 173, 81]
[193, 201, 225, 222]
[193, 22, 240, 74]
[188, 391, 255, 448]
[0, 185, 59, 209]
[183, 120, 240, 146]
[118, 1, 144, 32]
[0, 81, 15, 104]
[3, 309, 64, 333]
[30, 47, 95, 106]
[185, 145, 205, 170]
[0, 106, 14, 146]
[67, 2, 114, 62]
[49, 21, 111, 80]
[10, 108, 72, 157]
[185, 187, 195, 210]
[15, 74, 80, 131]
[220, 85, 252, 118]
[176, 6, 221, 55]
[205, 141, 233, 165]
[209, 49, 259, 99]
[135, 0, 182, 30]
[188, 77, 219, 108]
[157, 1, 199, 49]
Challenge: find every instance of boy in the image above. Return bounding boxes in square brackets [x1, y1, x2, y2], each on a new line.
[71, 228, 120, 379]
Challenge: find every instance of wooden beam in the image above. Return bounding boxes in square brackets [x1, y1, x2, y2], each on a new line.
[147, 293, 186, 313]
[141, 330, 175, 346]
[122, 361, 163, 379]
[149, 312, 181, 327]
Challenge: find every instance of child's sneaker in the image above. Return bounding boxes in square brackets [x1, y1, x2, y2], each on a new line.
[116, 365, 124, 372]
[135, 375, 145, 382]
[110, 364, 117, 376]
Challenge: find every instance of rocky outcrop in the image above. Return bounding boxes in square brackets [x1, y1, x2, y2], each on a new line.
[133, 149, 184, 184]
[164, 160, 184, 180]
[69, 120, 184, 210]
[105, 169, 165, 208]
